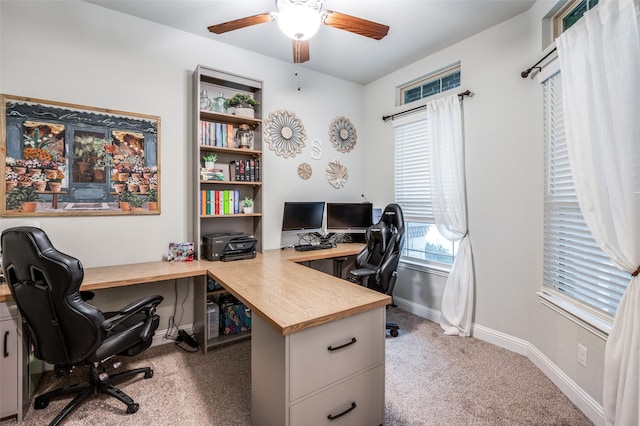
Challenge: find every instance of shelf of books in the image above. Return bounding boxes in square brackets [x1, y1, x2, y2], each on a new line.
[193, 65, 263, 260]
[193, 65, 262, 352]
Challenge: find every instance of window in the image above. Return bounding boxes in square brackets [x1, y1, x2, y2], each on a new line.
[553, 0, 599, 38]
[542, 69, 628, 328]
[393, 115, 457, 267]
[398, 64, 461, 106]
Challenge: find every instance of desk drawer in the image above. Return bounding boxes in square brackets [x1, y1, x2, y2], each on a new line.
[289, 308, 384, 401]
[289, 365, 384, 426]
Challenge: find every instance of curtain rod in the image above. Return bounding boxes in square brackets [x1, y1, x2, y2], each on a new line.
[382, 89, 473, 122]
[521, 47, 557, 78]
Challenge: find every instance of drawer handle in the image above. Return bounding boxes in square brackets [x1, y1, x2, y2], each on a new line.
[3, 330, 8, 357]
[327, 337, 356, 352]
[327, 402, 356, 421]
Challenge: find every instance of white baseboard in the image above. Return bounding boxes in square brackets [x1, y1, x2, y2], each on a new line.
[393, 296, 441, 323]
[393, 299, 604, 426]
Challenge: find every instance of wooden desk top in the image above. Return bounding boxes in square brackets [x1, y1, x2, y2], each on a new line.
[0, 244, 390, 336]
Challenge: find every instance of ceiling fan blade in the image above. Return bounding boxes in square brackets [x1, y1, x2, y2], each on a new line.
[322, 11, 389, 40]
[293, 39, 310, 63]
[208, 13, 274, 34]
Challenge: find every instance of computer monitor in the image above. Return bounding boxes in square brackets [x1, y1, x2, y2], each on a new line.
[326, 202, 373, 234]
[281, 201, 325, 233]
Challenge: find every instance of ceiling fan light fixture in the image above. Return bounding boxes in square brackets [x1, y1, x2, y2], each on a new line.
[276, 4, 321, 40]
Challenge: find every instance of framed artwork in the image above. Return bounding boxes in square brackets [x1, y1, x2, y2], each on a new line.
[1, 94, 160, 216]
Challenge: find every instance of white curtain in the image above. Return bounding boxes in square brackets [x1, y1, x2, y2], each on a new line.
[426, 94, 474, 336]
[556, 1, 640, 424]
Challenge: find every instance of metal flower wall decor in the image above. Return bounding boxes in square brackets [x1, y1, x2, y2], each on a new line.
[326, 160, 348, 189]
[264, 109, 306, 158]
[297, 163, 312, 180]
[329, 116, 357, 153]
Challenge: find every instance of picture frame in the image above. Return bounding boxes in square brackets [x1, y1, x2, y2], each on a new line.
[1, 94, 161, 216]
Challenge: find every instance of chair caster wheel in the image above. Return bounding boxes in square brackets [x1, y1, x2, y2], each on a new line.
[144, 369, 153, 379]
[34, 398, 49, 410]
[126, 403, 139, 414]
[390, 329, 399, 337]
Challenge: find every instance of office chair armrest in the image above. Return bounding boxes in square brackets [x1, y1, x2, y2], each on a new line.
[102, 295, 164, 332]
[119, 295, 164, 316]
[349, 267, 376, 278]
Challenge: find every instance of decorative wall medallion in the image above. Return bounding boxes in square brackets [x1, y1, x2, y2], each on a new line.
[329, 116, 357, 153]
[297, 163, 312, 180]
[326, 160, 348, 189]
[264, 109, 306, 158]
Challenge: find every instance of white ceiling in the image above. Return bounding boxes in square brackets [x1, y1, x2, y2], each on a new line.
[85, 0, 536, 85]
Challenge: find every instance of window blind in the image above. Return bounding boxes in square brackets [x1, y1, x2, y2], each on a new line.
[543, 71, 628, 318]
[393, 115, 433, 223]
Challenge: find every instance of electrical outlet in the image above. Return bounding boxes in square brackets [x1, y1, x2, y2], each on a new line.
[578, 343, 588, 368]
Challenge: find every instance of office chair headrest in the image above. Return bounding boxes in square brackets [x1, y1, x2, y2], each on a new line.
[381, 204, 404, 232]
[1, 226, 84, 296]
[368, 221, 392, 255]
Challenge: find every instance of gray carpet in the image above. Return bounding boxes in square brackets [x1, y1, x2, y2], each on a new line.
[1, 309, 592, 425]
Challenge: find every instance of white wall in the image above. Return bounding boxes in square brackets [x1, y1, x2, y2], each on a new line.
[0, 0, 363, 326]
[363, 0, 605, 415]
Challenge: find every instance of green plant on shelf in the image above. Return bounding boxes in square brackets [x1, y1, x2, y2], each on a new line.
[242, 197, 253, 207]
[225, 93, 259, 110]
[202, 153, 217, 163]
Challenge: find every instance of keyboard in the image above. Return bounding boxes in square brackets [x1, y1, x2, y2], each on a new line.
[294, 243, 333, 252]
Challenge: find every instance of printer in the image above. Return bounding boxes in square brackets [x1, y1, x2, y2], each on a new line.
[202, 232, 257, 261]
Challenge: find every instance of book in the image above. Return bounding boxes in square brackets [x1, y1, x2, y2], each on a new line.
[228, 189, 235, 214]
[227, 124, 234, 148]
[234, 189, 240, 214]
[223, 190, 230, 215]
[215, 123, 222, 147]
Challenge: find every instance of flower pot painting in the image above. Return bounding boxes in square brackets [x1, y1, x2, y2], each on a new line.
[20, 201, 37, 213]
[33, 182, 47, 191]
[48, 182, 62, 192]
[2, 95, 161, 216]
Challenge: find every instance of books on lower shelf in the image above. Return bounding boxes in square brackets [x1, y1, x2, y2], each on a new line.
[230, 159, 260, 182]
[200, 189, 243, 215]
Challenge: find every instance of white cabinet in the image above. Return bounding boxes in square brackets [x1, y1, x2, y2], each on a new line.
[252, 307, 386, 426]
[0, 302, 19, 420]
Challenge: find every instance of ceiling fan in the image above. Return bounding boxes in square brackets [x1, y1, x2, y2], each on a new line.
[207, 0, 389, 64]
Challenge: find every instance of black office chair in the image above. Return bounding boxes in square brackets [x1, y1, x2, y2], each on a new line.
[0, 226, 163, 426]
[349, 204, 405, 337]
